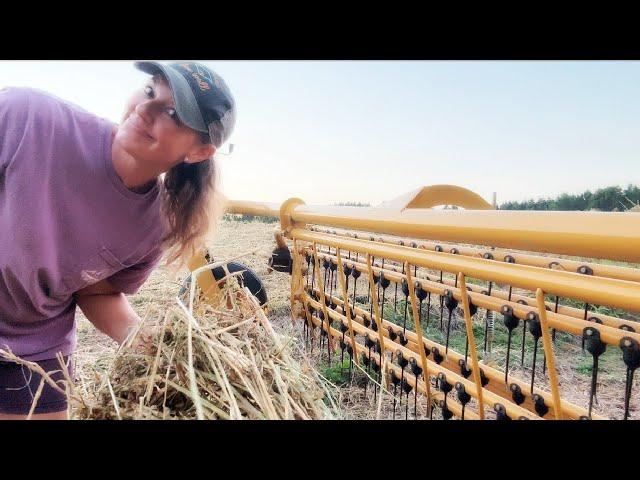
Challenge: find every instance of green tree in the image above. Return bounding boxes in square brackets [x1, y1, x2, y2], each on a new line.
[499, 184, 639, 211]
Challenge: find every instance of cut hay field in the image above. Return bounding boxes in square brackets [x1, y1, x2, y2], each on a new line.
[74, 219, 638, 420]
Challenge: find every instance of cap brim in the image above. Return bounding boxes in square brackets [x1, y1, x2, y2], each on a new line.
[134, 61, 208, 134]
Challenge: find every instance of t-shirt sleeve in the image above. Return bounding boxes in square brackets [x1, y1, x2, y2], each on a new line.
[106, 246, 164, 295]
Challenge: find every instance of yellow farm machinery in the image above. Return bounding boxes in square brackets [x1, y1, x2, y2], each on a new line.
[189, 185, 640, 420]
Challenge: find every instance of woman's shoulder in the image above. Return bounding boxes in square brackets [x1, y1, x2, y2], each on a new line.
[0, 87, 39, 123]
[0, 88, 59, 158]
[1, 87, 108, 126]
[2, 87, 114, 149]
[1, 86, 59, 111]
[0, 86, 39, 100]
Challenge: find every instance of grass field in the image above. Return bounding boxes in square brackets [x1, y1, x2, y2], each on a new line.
[74, 219, 639, 420]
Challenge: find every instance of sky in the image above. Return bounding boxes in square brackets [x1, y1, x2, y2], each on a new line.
[2, 60, 639, 206]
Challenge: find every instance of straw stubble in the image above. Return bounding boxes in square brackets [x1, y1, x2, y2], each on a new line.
[1, 273, 336, 420]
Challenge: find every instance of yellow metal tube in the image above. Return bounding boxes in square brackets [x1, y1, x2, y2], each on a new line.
[389, 184, 494, 210]
[310, 226, 640, 283]
[289, 205, 640, 263]
[226, 199, 640, 263]
[225, 200, 280, 217]
[292, 229, 640, 313]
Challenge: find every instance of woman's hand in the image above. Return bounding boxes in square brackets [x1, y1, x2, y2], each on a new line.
[125, 323, 158, 356]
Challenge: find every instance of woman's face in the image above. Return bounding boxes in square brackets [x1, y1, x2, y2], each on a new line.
[115, 74, 214, 171]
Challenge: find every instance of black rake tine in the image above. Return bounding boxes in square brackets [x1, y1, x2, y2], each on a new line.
[405, 391, 409, 420]
[445, 309, 454, 354]
[381, 287, 386, 319]
[483, 316, 489, 355]
[505, 330, 513, 384]
[530, 338, 539, 394]
[588, 355, 599, 418]
[624, 368, 634, 420]
[521, 320, 527, 366]
[402, 299, 409, 335]
[393, 382, 398, 420]
[581, 303, 590, 353]
[552, 295, 559, 343]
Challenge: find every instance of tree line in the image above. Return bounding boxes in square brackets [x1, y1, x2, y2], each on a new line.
[499, 184, 640, 211]
[332, 201, 372, 207]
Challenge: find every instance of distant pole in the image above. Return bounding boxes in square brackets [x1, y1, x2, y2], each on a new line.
[492, 192, 497, 209]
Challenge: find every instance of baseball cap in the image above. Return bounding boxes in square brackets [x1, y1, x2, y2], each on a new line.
[134, 61, 236, 147]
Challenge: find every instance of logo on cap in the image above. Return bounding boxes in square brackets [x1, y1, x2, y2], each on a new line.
[179, 63, 217, 92]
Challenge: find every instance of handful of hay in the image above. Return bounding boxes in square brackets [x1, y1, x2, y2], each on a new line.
[2, 266, 337, 420]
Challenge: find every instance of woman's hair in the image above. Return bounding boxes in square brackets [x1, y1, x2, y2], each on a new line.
[159, 124, 227, 272]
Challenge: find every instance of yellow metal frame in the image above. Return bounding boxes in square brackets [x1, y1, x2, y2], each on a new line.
[226, 196, 640, 263]
[307, 247, 640, 335]
[380, 184, 494, 211]
[294, 229, 640, 313]
[186, 248, 223, 304]
[190, 185, 640, 420]
[309, 226, 640, 283]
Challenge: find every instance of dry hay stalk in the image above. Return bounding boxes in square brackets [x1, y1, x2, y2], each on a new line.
[1, 267, 336, 420]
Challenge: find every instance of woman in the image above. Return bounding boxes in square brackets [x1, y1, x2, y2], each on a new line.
[0, 61, 235, 419]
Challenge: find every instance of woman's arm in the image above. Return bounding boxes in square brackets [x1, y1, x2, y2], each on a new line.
[74, 280, 140, 344]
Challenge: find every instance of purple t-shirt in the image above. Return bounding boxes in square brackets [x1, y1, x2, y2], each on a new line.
[0, 87, 167, 361]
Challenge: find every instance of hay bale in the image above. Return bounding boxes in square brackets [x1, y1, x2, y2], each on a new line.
[2, 272, 337, 420]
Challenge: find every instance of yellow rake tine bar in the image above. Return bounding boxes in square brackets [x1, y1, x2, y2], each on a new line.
[304, 248, 640, 346]
[365, 254, 387, 366]
[288, 205, 640, 263]
[309, 311, 479, 419]
[309, 226, 640, 284]
[311, 243, 333, 354]
[306, 287, 606, 420]
[536, 288, 564, 420]
[308, 247, 637, 331]
[405, 261, 433, 417]
[458, 273, 486, 419]
[227, 200, 640, 262]
[306, 296, 541, 420]
[336, 249, 360, 373]
[291, 229, 640, 313]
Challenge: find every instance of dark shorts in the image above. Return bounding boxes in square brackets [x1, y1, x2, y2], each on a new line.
[0, 356, 73, 415]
